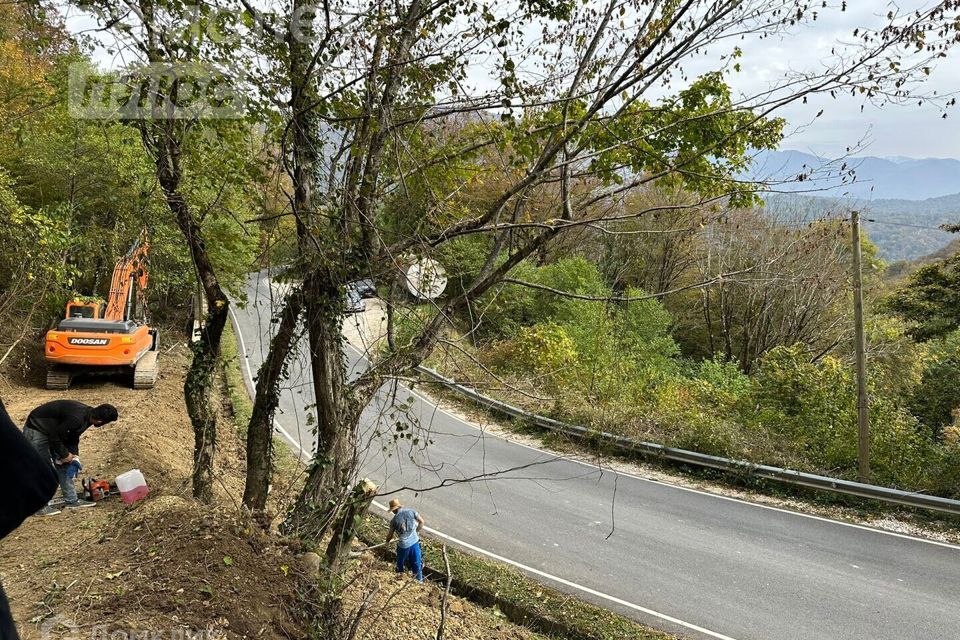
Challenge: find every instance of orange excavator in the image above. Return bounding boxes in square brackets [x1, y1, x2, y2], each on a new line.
[44, 231, 159, 390]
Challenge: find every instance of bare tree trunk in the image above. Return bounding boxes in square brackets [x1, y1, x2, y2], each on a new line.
[149, 120, 230, 503]
[242, 287, 305, 512]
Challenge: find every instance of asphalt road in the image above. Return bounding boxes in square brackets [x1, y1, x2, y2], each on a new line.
[231, 271, 960, 640]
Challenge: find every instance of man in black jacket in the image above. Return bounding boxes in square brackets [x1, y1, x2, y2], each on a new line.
[0, 398, 58, 640]
[23, 400, 118, 513]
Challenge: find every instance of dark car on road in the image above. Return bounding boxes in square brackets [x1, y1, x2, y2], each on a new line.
[350, 279, 377, 299]
[345, 279, 377, 314]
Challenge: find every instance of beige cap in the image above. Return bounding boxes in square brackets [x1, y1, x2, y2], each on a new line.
[388, 498, 402, 512]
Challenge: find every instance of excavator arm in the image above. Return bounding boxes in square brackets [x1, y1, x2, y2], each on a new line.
[104, 230, 150, 322]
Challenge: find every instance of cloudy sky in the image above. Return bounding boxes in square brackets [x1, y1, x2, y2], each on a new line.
[725, 1, 960, 159]
[65, 1, 960, 160]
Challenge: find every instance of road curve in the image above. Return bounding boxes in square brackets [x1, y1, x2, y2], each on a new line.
[231, 271, 960, 640]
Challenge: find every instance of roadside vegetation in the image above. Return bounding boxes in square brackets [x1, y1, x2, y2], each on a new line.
[400, 209, 960, 498]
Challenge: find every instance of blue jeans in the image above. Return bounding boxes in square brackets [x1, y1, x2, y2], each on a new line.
[395, 542, 423, 581]
[23, 428, 78, 504]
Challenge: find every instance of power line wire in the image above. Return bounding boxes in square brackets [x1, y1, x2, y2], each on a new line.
[862, 218, 954, 232]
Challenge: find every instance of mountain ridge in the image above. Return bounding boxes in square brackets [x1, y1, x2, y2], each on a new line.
[752, 150, 960, 201]
[750, 151, 960, 261]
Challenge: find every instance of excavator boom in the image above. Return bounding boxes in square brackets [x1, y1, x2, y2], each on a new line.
[104, 231, 150, 322]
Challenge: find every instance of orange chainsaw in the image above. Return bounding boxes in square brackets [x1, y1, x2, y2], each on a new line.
[82, 478, 114, 502]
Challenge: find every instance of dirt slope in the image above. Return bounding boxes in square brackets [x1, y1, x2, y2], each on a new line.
[0, 346, 547, 640]
[0, 348, 299, 639]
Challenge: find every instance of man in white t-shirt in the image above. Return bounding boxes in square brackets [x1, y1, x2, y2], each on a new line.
[385, 498, 425, 581]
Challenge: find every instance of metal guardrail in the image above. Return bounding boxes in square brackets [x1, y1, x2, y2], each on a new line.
[415, 366, 960, 516]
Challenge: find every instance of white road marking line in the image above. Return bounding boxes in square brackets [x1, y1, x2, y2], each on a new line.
[233, 309, 738, 640]
[371, 500, 740, 640]
[341, 341, 960, 553]
[228, 306, 310, 463]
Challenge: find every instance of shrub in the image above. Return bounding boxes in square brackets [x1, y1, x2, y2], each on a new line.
[437, 236, 494, 298]
[616, 289, 681, 368]
[693, 357, 751, 409]
[908, 330, 960, 436]
[868, 403, 933, 489]
[647, 377, 744, 456]
[741, 346, 856, 470]
[529, 257, 608, 320]
[491, 322, 578, 379]
[922, 440, 960, 498]
[470, 262, 538, 340]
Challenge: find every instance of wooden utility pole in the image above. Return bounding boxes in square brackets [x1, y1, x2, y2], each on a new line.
[851, 210, 870, 483]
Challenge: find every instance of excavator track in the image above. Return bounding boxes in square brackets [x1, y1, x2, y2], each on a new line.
[133, 351, 159, 389]
[46, 367, 73, 391]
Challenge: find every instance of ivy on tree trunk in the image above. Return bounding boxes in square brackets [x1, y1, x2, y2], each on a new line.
[243, 287, 305, 512]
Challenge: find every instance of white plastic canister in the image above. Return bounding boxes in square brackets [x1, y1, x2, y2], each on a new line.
[115, 469, 150, 504]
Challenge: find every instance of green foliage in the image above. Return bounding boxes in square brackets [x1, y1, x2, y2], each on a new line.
[0, 168, 22, 219]
[553, 297, 678, 403]
[693, 358, 751, 409]
[392, 305, 434, 349]
[886, 256, 960, 341]
[618, 292, 682, 367]
[437, 236, 495, 298]
[469, 262, 537, 340]
[908, 331, 960, 435]
[735, 345, 935, 488]
[865, 315, 926, 400]
[489, 322, 577, 379]
[743, 346, 858, 468]
[506, 73, 784, 206]
[478, 258, 681, 407]
[645, 376, 745, 456]
[472, 294, 957, 493]
[634, 73, 784, 206]
[379, 127, 488, 242]
[530, 259, 609, 320]
[179, 122, 263, 299]
[0, 168, 79, 325]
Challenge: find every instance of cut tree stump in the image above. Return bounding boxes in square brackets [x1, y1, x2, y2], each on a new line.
[325, 478, 379, 571]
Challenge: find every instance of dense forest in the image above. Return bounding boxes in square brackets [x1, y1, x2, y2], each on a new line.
[764, 192, 960, 263]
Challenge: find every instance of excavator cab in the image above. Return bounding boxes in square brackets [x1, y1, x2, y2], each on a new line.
[64, 300, 106, 320]
[44, 232, 159, 391]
